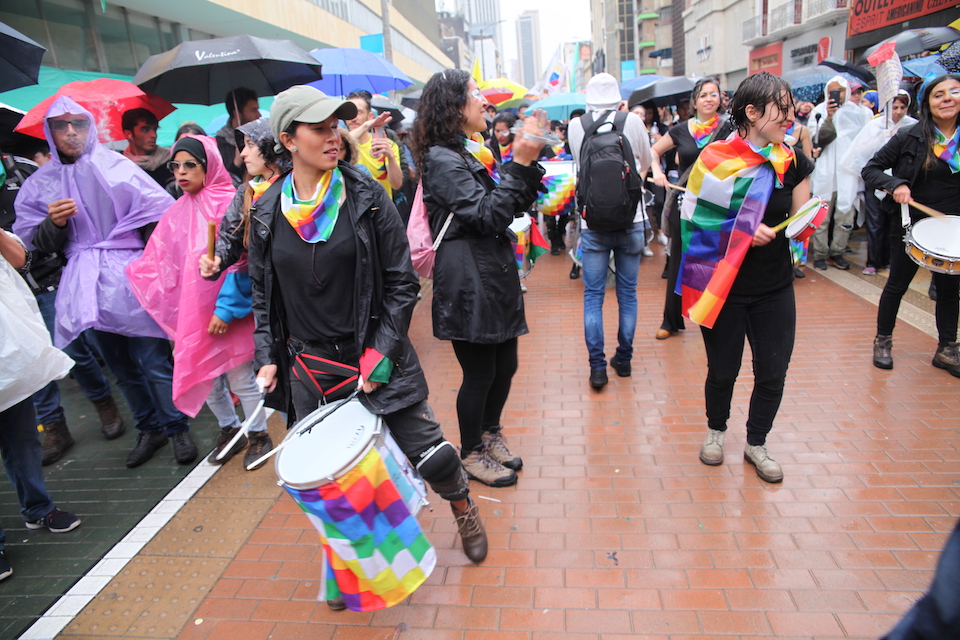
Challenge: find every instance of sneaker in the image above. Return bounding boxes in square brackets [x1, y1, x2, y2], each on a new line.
[171, 431, 197, 464]
[589, 368, 608, 389]
[519, 282, 527, 293]
[482, 430, 522, 471]
[933, 342, 960, 378]
[125, 430, 168, 468]
[93, 396, 125, 440]
[243, 432, 274, 470]
[873, 334, 893, 370]
[657, 231, 668, 245]
[642, 246, 654, 257]
[813, 259, 827, 271]
[461, 449, 517, 487]
[40, 422, 74, 467]
[699, 428, 725, 466]
[829, 255, 850, 270]
[452, 498, 488, 563]
[25, 508, 80, 533]
[862, 266, 877, 275]
[0, 551, 11, 582]
[744, 444, 783, 483]
[609, 356, 631, 377]
[206, 426, 247, 465]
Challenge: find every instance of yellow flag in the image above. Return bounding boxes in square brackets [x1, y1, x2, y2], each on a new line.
[471, 57, 482, 84]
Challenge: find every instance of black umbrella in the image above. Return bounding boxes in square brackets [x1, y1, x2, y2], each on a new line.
[0, 102, 26, 148]
[819, 56, 875, 86]
[0, 21, 46, 93]
[400, 89, 421, 110]
[629, 76, 696, 108]
[133, 35, 322, 104]
[371, 95, 404, 124]
[861, 27, 960, 64]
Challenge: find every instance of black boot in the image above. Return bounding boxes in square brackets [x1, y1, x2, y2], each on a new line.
[873, 335, 893, 370]
[126, 431, 168, 468]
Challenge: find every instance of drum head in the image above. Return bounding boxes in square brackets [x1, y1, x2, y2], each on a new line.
[910, 217, 960, 257]
[275, 400, 380, 490]
[785, 198, 826, 239]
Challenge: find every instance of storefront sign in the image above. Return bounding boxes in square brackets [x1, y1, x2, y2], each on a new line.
[749, 42, 783, 76]
[818, 37, 831, 63]
[848, 0, 955, 37]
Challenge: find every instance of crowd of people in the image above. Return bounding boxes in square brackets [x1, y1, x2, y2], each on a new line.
[0, 62, 957, 630]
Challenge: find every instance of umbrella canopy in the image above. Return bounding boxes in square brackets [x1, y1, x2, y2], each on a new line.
[371, 95, 404, 124]
[527, 93, 587, 120]
[478, 78, 528, 101]
[0, 21, 46, 93]
[819, 56, 875, 86]
[307, 47, 412, 96]
[400, 89, 421, 110]
[628, 76, 696, 108]
[133, 35, 322, 104]
[495, 97, 531, 113]
[902, 55, 948, 79]
[620, 75, 663, 101]
[481, 87, 515, 105]
[15, 78, 175, 142]
[782, 66, 860, 103]
[862, 27, 960, 63]
[0, 101, 27, 147]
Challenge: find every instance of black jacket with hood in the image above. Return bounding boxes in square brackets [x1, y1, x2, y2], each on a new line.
[862, 123, 938, 223]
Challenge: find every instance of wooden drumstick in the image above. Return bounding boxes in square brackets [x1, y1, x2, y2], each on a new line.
[646, 177, 687, 192]
[883, 191, 947, 219]
[207, 220, 217, 259]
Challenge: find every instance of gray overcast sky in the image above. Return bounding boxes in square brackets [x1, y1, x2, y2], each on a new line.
[497, 0, 592, 69]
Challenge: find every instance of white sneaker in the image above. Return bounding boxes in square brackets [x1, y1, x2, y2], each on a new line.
[699, 429, 725, 465]
[657, 231, 668, 245]
[744, 444, 783, 483]
[642, 246, 654, 257]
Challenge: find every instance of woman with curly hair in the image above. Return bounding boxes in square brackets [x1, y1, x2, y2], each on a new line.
[410, 69, 545, 487]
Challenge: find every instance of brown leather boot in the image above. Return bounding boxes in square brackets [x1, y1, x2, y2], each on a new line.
[451, 498, 488, 563]
[41, 422, 75, 466]
[94, 396, 125, 440]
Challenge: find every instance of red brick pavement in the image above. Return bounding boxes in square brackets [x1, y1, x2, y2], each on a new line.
[177, 241, 959, 640]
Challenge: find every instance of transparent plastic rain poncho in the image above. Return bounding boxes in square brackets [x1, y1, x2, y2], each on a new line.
[13, 96, 174, 347]
[0, 233, 74, 412]
[127, 135, 254, 417]
[807, 76, 874, 201]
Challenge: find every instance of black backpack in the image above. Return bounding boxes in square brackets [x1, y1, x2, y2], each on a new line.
[576, 111, 642, 232]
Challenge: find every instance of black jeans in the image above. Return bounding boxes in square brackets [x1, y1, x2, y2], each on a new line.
[451, 338, 518, 456]
[699, 285, 796, 447]
[863, 192, 891, 269]
[661, 201, 685, 332]
[878, 231, 959, 346]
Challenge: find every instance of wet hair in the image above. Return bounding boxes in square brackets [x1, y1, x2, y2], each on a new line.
[729, 72, 795, 137]
[121, 108, 159, 132]
[690, 77, 723, 116]
[224, 87, 257, 118]
[918, 73, 960, 172]
[410, 69, 471, 169]
[175, 121, 206, 139]
[347, 90, 372, 113]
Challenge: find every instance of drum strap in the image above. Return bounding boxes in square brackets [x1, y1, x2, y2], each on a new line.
[293, 353, 360, 402]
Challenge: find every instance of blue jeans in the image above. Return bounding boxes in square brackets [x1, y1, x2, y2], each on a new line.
[0, 399, 56, 550]
[32, 290, 112, 426]
[88, 331, 189, 435]
[581, 223, 643, 370]
[206, 362, 267, 433]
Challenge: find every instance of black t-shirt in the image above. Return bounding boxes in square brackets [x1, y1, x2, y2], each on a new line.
[667, 119, 735, 177]
[731, 148, 815, 297]
[272, 202, 357, 342]
[910, 158, 960, 218]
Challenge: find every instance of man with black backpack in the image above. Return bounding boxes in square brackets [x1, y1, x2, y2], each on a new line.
[568, 73, 652, 390]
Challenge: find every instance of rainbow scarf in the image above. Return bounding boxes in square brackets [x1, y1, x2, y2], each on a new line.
[280, 169, 345, 243]
[284, 444, 435, 611]
[677, 135, 795, 328]
[537, 161, 577, 216]
[933, 127, 960, 174]
[691, 115, 721, 149]
[464, 134, 499, 183]
[249, 174, 279, 203]
[499, 143, 513, 163]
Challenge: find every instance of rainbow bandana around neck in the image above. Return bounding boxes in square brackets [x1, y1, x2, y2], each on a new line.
[676, 135, 795, 328]
[249, 174, 279, 203]
[933, 127, 960, 174]
[280, 169, 345, 243]
[691, 115, 721, 149]
[499, 142, 513, 163]
[463, 133, 499, 182]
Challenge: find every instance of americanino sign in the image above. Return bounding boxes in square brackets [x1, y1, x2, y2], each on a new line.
[848, 0, 956, 36]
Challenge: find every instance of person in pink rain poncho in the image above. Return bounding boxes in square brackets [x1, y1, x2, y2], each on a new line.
[13, 96, 195, 469]
[127, 135, 271, 470]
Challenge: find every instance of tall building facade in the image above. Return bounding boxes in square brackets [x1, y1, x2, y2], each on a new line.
[516, 10, 541, 88]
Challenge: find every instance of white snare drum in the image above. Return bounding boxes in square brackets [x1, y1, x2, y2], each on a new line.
[905, 217, 960, 275]
[785, 197, 829, 241]
[508, 214, 532, 275]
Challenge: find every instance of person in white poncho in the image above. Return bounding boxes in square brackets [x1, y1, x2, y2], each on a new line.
[808, 76, 873, 271]
[0, 229, 80, 583]
[837, 91, 917, 275]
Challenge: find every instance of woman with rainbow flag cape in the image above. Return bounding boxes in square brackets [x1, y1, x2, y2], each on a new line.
[411, 70, 546, 490]
[678, 72, 815, 484]
[241, 86, 488, 611]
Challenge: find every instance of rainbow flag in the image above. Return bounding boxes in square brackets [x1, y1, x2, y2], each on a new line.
[677, 135, 793, 328]
[284, 446, 435, 611]
[537, 161, 577, 217]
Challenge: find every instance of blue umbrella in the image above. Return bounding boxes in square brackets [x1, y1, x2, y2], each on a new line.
[784, 66, 860, 103]
[527, 93, 586, 120]
[620, 75, 662, 100]
[902, 55, 947, 79]
[308, 48, 413, 96]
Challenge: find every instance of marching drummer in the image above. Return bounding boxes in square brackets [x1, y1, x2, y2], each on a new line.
[236, 86, 489, 608]
[863, 73, 960, 377]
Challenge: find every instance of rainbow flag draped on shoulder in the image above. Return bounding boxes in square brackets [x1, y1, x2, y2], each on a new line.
[676, 135, 794, 328]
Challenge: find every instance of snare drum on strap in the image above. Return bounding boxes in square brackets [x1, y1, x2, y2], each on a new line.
[276, 400, 433, 612]
[904, 217, 960, 275]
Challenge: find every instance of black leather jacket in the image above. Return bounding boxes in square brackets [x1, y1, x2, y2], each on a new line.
[862, 123, 928, 221]
[247, 162, 427, 418]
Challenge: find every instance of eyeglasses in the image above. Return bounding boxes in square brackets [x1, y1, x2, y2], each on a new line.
[166, 160, 204, 171]
[48, 119, 90, 132]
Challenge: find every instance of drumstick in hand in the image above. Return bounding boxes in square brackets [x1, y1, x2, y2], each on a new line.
[883, 191, 947, 219]
[207, 220, 217, 259]
[646, 177, 687, 192]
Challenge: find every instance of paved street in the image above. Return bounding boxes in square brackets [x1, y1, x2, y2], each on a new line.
[2, 229, 957, 640]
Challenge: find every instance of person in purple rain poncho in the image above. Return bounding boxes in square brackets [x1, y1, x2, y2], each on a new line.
[13, 96, 196, 469]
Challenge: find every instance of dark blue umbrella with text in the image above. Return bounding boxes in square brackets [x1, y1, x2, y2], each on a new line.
[0, 21, 46, 93]
[133, 35, 322, 104]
